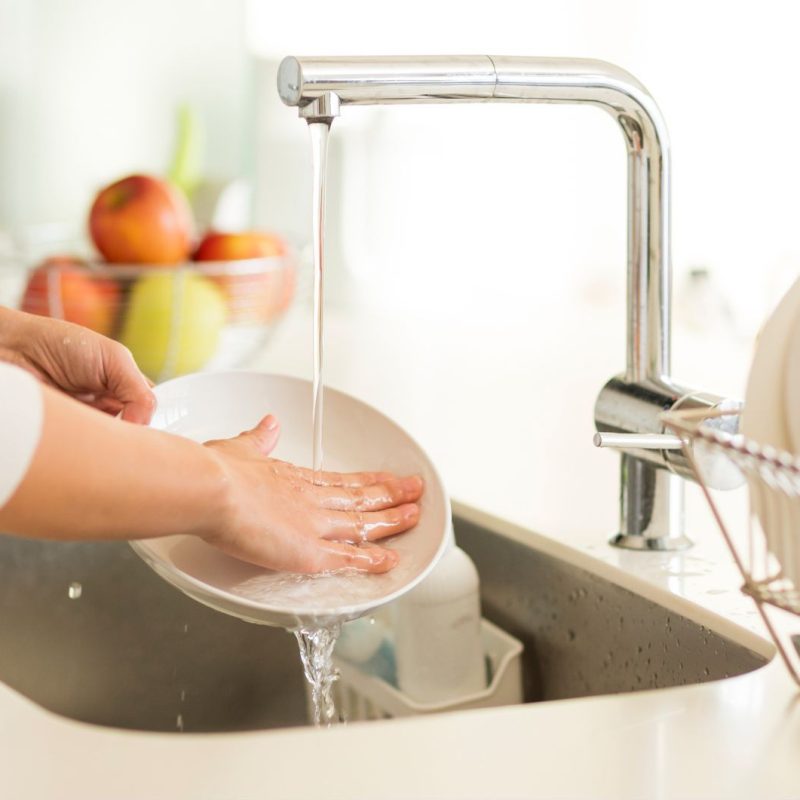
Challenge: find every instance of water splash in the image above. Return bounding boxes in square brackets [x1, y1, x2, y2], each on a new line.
[294, 624, 342, 727]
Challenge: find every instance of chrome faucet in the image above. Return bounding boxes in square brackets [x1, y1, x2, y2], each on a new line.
[277, 55, 738, 551]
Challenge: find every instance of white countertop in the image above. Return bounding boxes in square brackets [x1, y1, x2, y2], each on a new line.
[4, 293, 800, 800]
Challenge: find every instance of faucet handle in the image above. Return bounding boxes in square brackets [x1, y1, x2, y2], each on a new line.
[594, 428, 744, 492]
[593, 432, 684, 450]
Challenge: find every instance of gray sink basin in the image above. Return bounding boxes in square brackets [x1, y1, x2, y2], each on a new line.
[0, 508, 769, 732]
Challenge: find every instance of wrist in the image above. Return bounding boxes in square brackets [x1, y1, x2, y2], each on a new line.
[190, 444, 236, 541]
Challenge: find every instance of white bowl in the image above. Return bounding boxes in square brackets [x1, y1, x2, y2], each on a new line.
[131, 371, 451, 629]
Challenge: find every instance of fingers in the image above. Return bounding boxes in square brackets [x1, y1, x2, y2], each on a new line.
[236, 415, 281, 456]
[294, 466, 397, 487]
[120, 392, 157, 425]
[314, 476, 423, 512]
[84, 395, 125, 416]
[321, 503, 420, 543]
[312, 541, 399, 573]
[209, 528, 398, 575]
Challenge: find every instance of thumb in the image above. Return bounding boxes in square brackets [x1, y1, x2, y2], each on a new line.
[107, 343, 157, 425]
[237, 414, 281, 456]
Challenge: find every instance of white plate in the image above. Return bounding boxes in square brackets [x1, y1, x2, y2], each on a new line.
[131, 371, 450, 629]
[783, 289, 800, 455]
[742, 277, 800, 451]
[742, 277, 800, 583]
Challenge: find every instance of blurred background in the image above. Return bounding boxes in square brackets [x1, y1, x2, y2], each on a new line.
[3, 0, 799, 534]
[2, 0, 800, 329]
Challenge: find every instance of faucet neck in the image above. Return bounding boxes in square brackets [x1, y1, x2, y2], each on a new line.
[278, 55, 672, 382]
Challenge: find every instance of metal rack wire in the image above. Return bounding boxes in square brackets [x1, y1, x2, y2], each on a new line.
[663, 407, 800, 686]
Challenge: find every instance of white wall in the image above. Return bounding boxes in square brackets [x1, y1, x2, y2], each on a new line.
[247, 0, 800, 330]
[3, 0, 800, 332]
[0, 0, 249, 247]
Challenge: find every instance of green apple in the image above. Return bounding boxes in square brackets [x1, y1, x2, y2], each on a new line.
[120, 271, 227, 379]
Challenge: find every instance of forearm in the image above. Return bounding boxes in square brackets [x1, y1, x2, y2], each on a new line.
[0, 382, 228, 541]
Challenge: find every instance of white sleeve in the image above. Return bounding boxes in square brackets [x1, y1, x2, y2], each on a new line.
[0, 361, 43, 508]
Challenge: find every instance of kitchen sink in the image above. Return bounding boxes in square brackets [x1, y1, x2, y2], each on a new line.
[0, 507, 770, 732]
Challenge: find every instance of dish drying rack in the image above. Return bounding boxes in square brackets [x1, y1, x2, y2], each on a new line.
[663, 407, 800, 686]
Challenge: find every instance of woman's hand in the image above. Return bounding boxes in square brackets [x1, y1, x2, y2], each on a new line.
[0, 307, 419, 574]
[0, 307, 155, 424]
[203, 415, 424, 574]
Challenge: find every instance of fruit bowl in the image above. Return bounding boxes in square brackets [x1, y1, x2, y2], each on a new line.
[8, 254, 297, 381]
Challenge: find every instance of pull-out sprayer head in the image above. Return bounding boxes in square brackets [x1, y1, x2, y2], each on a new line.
[278, 57, 341, 121]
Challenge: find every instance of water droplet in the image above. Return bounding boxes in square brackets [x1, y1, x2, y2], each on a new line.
[68, 582, 82, 599]
[176, 713, 184, 732]
[567, 629, 576, 642]
[180, 689, 186, 702]
[183, 623, 189, 634]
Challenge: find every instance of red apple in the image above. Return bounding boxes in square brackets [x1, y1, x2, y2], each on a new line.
[89, 174, 193, 264]
[21, 257, 121, 336]
[193, 231, 286, 261]
[193, 231, 295, 323]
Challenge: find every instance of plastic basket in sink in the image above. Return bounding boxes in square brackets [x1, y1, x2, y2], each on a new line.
[327, 618, 523, 722]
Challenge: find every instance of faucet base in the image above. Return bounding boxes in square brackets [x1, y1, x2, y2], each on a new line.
[610, 455, 693, 551]
[608, 532, 693, 551]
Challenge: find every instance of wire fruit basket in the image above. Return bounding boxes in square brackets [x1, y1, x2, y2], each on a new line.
[3, 254, 297, 382]
[663, 407, 800, 686]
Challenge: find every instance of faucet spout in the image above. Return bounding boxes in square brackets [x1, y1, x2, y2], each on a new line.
[279, 55, 670, 383]
[277, 55, 733, 551]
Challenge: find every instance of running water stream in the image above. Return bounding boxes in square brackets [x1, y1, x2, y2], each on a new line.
[294, 623, 342, 727]
[309, 120, 328, 480]
[293, 120, 343, 728]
